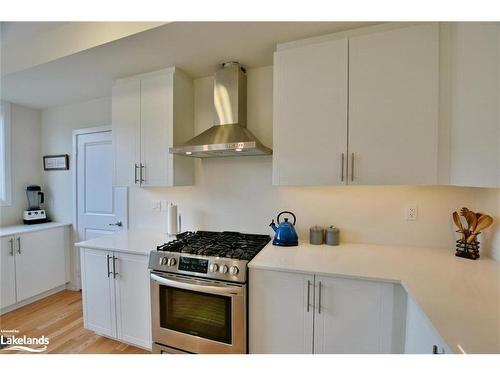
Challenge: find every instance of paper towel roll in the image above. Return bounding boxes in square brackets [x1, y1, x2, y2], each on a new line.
[167, 204, 178, 235]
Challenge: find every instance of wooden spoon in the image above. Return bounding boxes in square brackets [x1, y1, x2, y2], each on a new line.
[466, 215, 494, 243]
[466, 210, 478, 233]
[452, 211, 466, 240]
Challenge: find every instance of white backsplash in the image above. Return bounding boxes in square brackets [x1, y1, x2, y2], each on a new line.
[129, 156, 500, 259]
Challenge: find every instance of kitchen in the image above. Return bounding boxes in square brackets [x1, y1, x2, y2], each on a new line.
[0, 5, 499, 373]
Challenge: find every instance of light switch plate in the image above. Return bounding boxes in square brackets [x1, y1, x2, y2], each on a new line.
[152, 200, 161, 212]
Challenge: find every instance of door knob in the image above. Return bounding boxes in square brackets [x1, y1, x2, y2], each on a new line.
[109, 221, 123, 227]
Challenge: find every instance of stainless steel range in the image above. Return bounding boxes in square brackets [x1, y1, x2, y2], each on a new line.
[149, 231, 270, 354]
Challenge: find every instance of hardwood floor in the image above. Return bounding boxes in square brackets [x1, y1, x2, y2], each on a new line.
[0, 290, 149, 354]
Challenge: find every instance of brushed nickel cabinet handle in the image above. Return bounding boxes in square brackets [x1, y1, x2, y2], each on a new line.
[140, 164, 145, 184]
[134, 164, 139, 184]
[9, 238, 14, 256]
[307, 280, 311, 312]
[351, 153, 355, 182]
[106, 254, 112, 278]
[112, 256, 118, 278]
[17, 237, 21, 254]
[341, 153, 345, 182]
[318, 281, 322, 314]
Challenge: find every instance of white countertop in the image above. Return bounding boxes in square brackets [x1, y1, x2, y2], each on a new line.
[249, 242, 500, 354]
[0, 222, 71, 237]
[74, 230, 177, 256]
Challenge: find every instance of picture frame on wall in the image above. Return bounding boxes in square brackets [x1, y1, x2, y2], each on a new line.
[43, 154, 69, 170]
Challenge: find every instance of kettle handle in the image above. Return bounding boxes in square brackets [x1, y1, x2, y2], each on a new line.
[277, 211, 296, 225]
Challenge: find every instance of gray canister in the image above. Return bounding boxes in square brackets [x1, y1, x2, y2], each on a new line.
[309, 226, 324, 245]
[325, 226, 340, 246]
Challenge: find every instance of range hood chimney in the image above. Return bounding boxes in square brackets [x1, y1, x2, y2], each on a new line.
[169, 62, 272, 158]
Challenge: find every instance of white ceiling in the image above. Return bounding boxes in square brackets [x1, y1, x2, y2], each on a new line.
[1, 22, 67, 45]
[1, 22, 375, 109]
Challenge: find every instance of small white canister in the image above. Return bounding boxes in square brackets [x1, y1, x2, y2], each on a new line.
[325, 226, 340, 246]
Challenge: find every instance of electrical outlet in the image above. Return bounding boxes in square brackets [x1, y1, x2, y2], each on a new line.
[405, 204, 418, 221]
[152, 200, 161, 212]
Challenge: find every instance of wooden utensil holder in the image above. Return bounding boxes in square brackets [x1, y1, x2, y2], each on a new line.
[455, 233, 480, 260]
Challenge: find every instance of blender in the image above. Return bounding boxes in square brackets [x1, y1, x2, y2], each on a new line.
[23, 185, 50, 224]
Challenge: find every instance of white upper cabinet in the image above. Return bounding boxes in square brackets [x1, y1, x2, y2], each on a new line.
[272, 24, 440, 186]
[112, 79, 141, 187]
[444, 23, 500, 188]
[273, 39, 348, 186]
[112, 67, 194, 187]
[140, 73, 174, 187]
[348, 24, 439, 185]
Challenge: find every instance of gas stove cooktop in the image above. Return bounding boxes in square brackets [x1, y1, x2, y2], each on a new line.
[149, 231, 271, 283]
[156, 231, 271, 260]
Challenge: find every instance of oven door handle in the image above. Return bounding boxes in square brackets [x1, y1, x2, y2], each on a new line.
[150, 272, 244, 297]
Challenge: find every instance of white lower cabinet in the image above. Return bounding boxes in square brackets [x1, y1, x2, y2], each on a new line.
[0, 236, 17, 309]
[249, 269, 314, 353]
[114, 252, 151, 349]
[0, 226, 69, 311]
[404, 296, 450, 354]
[249, 269, 406, 354]
[80, 248, 151, 350]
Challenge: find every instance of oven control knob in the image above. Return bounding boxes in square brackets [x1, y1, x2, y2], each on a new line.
[159, 257, 168, 266]
[219, 265, 228, 274]
[167, 258, 177, 267]
[209, 263, 219, 273]
[229, 266, 239, 276]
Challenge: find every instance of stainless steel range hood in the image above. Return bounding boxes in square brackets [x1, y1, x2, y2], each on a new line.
[169, 62, 272, 158]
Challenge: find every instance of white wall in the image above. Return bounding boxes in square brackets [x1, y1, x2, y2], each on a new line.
[0, 104, 42, 226]
[39, 67, 500, 260]
[41, 96, 111, 223]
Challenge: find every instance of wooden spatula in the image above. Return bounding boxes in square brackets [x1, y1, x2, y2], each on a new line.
[466, 215, 494, 243]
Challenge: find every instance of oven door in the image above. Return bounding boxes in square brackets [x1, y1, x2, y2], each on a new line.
[150, 272, 246, 354]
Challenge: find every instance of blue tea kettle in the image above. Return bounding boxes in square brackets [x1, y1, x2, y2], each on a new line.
[269, 211, 298, 246]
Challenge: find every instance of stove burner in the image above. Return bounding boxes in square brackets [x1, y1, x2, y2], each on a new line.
[156, 231, 270, 261]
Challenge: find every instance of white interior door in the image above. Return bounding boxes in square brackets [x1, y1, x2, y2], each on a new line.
[76, 130, 128, 285]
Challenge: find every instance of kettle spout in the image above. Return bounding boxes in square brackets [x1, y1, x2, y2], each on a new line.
[269, 219, 277, 232]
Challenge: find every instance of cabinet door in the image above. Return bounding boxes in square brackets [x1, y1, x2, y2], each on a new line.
[249, 269, 314, 353]
[314, 275, 396, 353]
[80, 248, 116, 338]
[405, 296, 449, 354]
[0, 237, 16, 309]
[273, 38, 348, 186]
[349, 24, 439, 184]
[447, 23, 499, 188]
[114, 252, 151, 350]
[112, 79, 141, 187]
[140, 73, 174, 187]
[15, 227, 67, 301]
